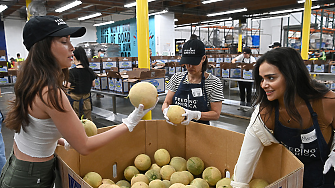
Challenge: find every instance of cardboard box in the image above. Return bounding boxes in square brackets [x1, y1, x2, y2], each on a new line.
[224, 54, 232, 63]
[221, 63, 231, 78]
[329, 61, 335, 73]
[304, 60, 313, 72]
[127, 69, 165, 79]
[230, 63, 241, 78]
[89, 62, 101, 71]
[0, 76, 9, 84]
[0, 62, 7, 72]
[94, 74, 108, 90]
[216, 54, 224, 63]
[242, 63, 255, 80]
[55, 121, 303, 188]
[102, 57, 118, 70]
[118, 57, 133, 69]
[142, 78, 165, 93]
[313, 60, 327, 73]
[207, 54, 216, 63]
[107, 71, 131, 94]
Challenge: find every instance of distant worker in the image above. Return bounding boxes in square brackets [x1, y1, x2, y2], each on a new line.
[232, 48, 256, 107]
[318, 48, 326, 60]
[16, 53, 24, 62]
[93, 49, 105, 58]
[269, 42, 281, 49]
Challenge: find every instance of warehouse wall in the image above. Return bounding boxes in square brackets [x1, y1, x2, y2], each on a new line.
[3, 18, 97, 61]
[154, 13, 175, 56]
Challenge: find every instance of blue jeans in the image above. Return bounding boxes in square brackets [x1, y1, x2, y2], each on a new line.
[0, 111, 6, 170]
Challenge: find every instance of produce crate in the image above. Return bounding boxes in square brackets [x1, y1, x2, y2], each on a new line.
[55, 120, 304, 188]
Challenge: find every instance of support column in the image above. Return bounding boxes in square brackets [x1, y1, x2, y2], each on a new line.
[26, 0, 32, 20]
[301, 0, 312, 60]
[136, 0, 152, 119]
[238, 19, 243, 52]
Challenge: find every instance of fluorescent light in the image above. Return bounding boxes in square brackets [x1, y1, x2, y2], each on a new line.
[311, 5, 320, 9]
[269, 8, 304, 14]
[93, 20, 115, 26]
[201, 17, 232, 24]
[78, 13, 102, 20]
[55, 0, 82, 12]
[202, 0, 224, 4]
[207, 8, 247, 17]
[124, 0, 156, 8]
[174, 19, 178, 22]
[297, 0, 317, 3]
[253, 15, 289, 21]
[148, 10, 168, 16]
[0, 5, 7, 13]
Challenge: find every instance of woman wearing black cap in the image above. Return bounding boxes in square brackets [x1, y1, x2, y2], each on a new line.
[1, 15, 157, 187]
[162, 39, 224, 125]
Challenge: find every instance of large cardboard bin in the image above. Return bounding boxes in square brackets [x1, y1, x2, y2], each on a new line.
[55, 121, 303, 188]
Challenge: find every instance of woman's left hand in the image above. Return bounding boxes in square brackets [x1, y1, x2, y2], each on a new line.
[323, 151, 335, 174]
[181, 108, 201, 125]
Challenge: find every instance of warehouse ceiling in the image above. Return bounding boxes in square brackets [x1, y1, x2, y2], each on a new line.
[0, 0, 335, 26]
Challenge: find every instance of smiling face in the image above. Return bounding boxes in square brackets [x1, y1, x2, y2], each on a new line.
[51, 35, 74, 69]
[259, 61, 286, 102]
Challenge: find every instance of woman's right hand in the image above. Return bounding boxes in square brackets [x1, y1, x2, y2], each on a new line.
[163, 106, 175, 125]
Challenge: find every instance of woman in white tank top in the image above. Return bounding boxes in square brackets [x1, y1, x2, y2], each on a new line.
[1, 15, 157, 188]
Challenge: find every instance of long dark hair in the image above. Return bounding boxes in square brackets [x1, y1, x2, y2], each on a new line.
[4, 37, 69, 133]
[253, 47, 329, 125]
[202, 55, 208, 72]
[73, 46, 95, 77]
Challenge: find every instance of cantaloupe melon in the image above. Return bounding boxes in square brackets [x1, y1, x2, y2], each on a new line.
[202, 167, 222, 186]
[128, 82, 157, 109]
[83, 172, 102, 188]
[154, 149, 171, 167]
[249, 179, 269, 188]
[134, 154, 152, 171]
[166, 105, 185, 124]
[187, 157, 204, 176]
[81, 119, 97, 137]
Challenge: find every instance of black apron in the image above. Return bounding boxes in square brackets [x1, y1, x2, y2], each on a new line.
[172, 72, 210, 125]
[274, 100, 335, 188]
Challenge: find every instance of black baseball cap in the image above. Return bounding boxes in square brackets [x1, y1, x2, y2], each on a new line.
[180, 39, 205, 65]
[23, 15, 86, 51]
[243, 48, 252, 54]
[269, 42, 281, 48]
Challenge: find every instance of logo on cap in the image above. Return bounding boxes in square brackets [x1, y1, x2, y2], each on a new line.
[184, 47, 196, 55]
[55, 18, 66, 25]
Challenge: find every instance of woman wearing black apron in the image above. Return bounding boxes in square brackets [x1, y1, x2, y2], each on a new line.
[162, 39, 224, 125]
[231, 47, 335, 188]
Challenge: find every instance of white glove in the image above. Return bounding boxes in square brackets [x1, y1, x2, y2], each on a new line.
[181, 108, 201, 125]
[162, 106, 175, 125]
[323, 151, 335, 174]
[123, 99, 158, 132]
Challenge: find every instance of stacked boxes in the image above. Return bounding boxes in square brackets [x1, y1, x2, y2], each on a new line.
[94, 73, 108, 90]
[118, 57, 133, 73]
[89, 58, 102, 74]
[102, 57, 118, 72]
[0, 51, 8, 84]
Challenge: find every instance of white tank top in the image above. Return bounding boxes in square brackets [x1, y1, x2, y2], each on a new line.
[14, 114, 62, 158]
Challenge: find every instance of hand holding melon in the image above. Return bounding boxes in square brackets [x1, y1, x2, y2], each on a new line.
[163, 105, 186, 125]
[123, 82, 158, 132]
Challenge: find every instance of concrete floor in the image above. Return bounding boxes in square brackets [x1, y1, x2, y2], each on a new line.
[0, 81, 251, 159]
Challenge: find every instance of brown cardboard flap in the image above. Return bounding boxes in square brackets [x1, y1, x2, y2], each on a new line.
[230, 62, 242, 69]
[304, 60, 313, 65]
[110, 67, 118, 72]
[220, 62, 231, 69]
[0, 61, 7, 66]
[55, 146, 81, 175]
[107, 71, 122, 79]
[314, 60, 325, 65]
[8, 69, 17, 76]
[242, 63, 255, 71]
[133, 68, 149, 71]
[0, 50, 6, 56]
[127, 69, 165, 79]
[0, 72, 8, 77]
[118, 57, 132, 62]
[102, 57, 118, 62]
[89, 58, 101, 62]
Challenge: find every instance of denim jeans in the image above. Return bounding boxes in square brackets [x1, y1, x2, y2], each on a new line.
[0, 111, 6, 170]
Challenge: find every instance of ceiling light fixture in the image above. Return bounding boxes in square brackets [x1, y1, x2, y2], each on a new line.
[201, 17, 232, 24]
[55, 0, 82, 13]
[253, 15, 289, 21]
[148, 10, 168, 16]
[297, 0, 317, 3]
[202, 0, 224, 4]
[0, 5, 7, 13]
[269, 5, 319, 15]
[124, 0, 156, 8]
[93, 20, 115, 27]
[78, 13, 102, 20]
[207, 8, 247, 17]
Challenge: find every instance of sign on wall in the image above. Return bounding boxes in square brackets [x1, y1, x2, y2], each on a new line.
[97, 17, 155, 57]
